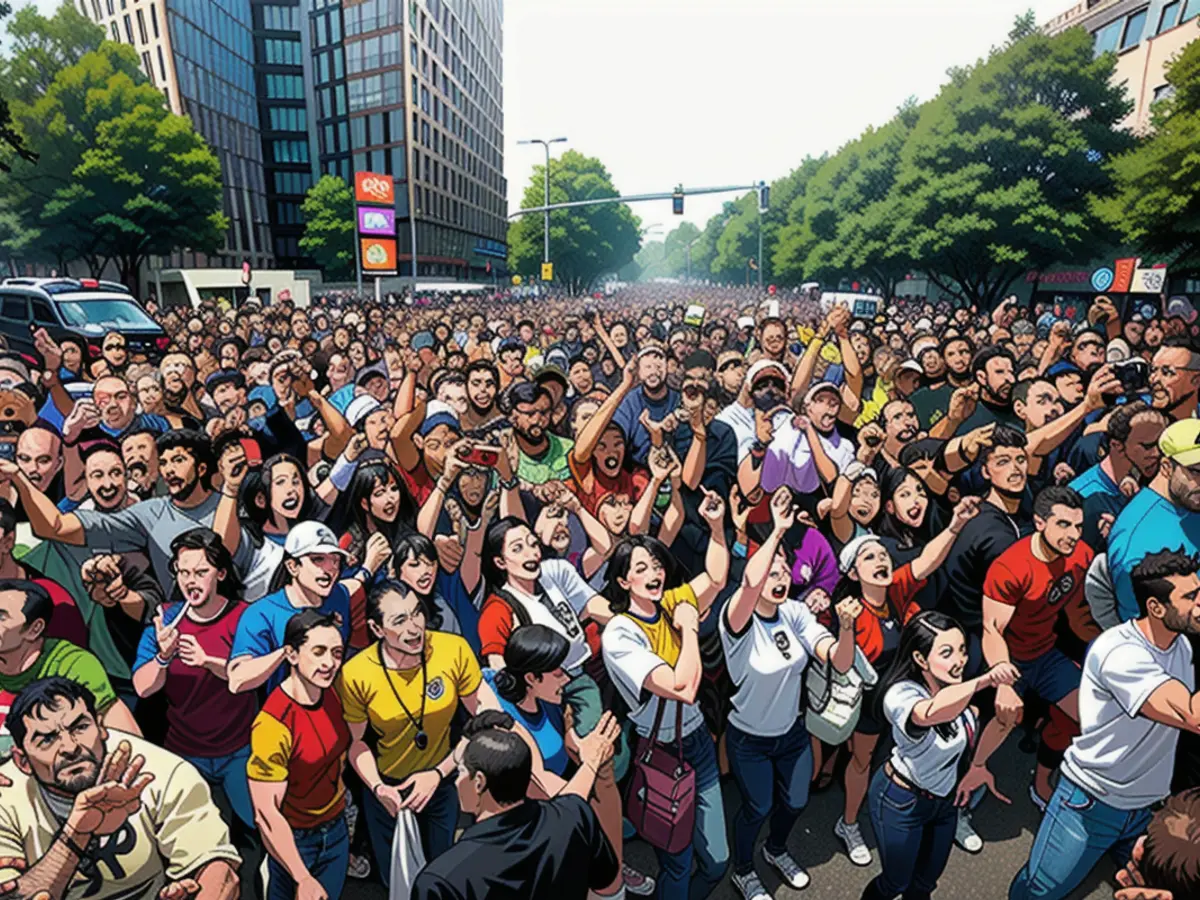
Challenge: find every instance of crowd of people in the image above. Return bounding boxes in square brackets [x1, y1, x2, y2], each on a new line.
[0, 278, 1197, 900]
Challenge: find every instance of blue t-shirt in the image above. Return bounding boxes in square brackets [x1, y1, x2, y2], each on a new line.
[229, 583, 353, 692]
[1107, 488, 1200, 622]
[612, 386, 681, 467]
[483, 669, 569, 776]
[1069, 463, 1126, 552]
[329, 384, 356, 413]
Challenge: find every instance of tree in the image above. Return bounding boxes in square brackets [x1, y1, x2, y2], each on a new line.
[2, 38, 226, 282]
[1097, 38, 1200, 273]
[884, 24, 1134, 307]
[633, 239, 665, 281]
[300, 175, 355, 280]
[507, 150, 641, 293]
[3, 2, 105, 105]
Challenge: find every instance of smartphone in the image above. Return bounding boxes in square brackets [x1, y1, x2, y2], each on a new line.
[239, 438, 263, 467]
[461, 445, 500, 467]
[684, 304, 706, 328]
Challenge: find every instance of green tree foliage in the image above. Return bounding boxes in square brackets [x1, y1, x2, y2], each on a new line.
[508, 150, 641, 292]
[633, 239, 665, 281]
[3, 2, 105, 105]
[0, 1, 39, 172]
[300, 175, 356, 280]
[1, 28, 226, 284]
[884, 26, 1132, 306]
[1097, 38, 1200, 273]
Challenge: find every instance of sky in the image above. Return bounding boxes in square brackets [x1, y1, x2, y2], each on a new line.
[17, 0, 1073, 234]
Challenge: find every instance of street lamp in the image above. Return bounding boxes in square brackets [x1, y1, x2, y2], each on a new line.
[685, 237, 700, 282]
[517, 137, 567, 265]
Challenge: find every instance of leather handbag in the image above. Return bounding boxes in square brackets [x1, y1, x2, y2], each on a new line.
[625, 699, 695, 854]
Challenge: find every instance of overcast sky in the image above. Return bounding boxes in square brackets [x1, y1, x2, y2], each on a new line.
[18, 0, 1074, 232]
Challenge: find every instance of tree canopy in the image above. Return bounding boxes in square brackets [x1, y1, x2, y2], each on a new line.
[507, 150, 641, 293]
[300, 175, 356, 280]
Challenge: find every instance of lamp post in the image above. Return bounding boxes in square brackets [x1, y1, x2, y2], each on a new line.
[517, 137, 567, 264]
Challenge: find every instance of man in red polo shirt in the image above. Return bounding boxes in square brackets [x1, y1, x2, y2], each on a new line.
[976, 485, 1101, 808]
[248, 610, 351, 900]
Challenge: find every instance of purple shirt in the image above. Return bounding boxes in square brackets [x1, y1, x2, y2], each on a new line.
[790, 528, 839, 598]
[762, 420, 857, 495]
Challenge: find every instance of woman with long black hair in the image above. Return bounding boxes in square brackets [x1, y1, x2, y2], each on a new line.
[862, 611, 1018, 900]
[335, 459, 420, 561]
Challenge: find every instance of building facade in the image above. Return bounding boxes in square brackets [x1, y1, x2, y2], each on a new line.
[81, 0, 276, 270]
[1044, 0, 1200, 132]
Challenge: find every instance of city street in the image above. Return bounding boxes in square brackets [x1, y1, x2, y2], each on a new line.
[354, 738, 1113, 900]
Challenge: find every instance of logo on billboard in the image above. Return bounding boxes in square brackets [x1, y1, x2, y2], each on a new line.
[355, 172, 395, 205]
[1090, 268, 1114, 292]
[361, 238, 398, 273]
[358, 207, 395, 236]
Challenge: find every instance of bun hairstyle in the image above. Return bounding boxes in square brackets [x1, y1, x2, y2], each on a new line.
[491, 625, 570, 704]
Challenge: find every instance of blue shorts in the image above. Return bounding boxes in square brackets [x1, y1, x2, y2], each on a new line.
[1014, 648, 1081, 706]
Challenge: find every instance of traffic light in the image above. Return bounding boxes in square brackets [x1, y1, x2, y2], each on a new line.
[672, 186, 684, 215]
[758, 183, 770, 213]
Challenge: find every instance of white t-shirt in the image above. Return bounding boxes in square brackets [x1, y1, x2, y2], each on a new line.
[1061, 620, 1194, 810]
[720, 600, 832, 737]
[602, 616, 705, 744]
[714, 403, 791, 462]
[238, 531, 285, 603]
[884, 681, 976, 798]
[503, 559, 595, 674]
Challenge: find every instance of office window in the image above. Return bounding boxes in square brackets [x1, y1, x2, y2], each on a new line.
[156, 45, 167, 81]
[323, 123, 335, 153]
[335, 84, 346, 115]
[273, 140, 309, 164]
[136, 8, 147, 42]
[1121, 9, 1148, 49]
[316, 15, 327, 46]
[1093, 17, 1123, 55]
[351, 116, 367, 149]
[110, 20, 119, 40]
[262, 5, 299, 31]
[330, 11, 341, 42]
[266, 74, 304, 99]
[269, 107, 307, 130]
[92, 0, 101, 19]
[391, 146, 406, 179]
[333, 51, 343, 80]
[1184, 0, 1200, 21]
[142, 50, 154, 83]
[1153, 83, 1177, 102]
[318, 53, 329, 83]
[369, 112, 384, 145]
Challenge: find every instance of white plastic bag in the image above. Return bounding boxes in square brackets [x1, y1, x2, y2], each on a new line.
[389, 809, 426, 900]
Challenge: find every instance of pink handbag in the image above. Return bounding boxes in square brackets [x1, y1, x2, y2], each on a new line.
[625, 700, 696, 854]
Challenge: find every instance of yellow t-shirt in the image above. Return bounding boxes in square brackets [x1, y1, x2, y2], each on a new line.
[0, 732, 239, 900]
[337, 631, 482, 781]
[624, 584, 698, 668]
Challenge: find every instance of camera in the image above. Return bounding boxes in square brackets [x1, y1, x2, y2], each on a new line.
[1113, 358, 1149, 395]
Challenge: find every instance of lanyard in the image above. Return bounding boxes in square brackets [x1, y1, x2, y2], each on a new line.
[377, 642, 430, 752]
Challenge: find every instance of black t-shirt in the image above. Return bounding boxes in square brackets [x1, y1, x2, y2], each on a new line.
[936, 500, 1032, 632]
[412, 795, 618, 900]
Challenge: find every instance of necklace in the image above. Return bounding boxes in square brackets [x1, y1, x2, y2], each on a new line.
[377, 642, 429, 751]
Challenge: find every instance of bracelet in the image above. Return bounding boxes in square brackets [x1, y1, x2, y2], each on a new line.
[498, 475, 518, 490]
[57, 828, 90, 859]
[155, 653, 174, 667]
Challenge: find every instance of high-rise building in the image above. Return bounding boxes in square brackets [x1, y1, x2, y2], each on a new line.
[319, 0, 508, 279]
[1044, 0, 1200, 132]
[80, 0, 276, 270]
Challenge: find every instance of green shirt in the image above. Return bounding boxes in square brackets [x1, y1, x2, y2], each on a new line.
[518, 434, 575, 485]
[0, 639, 119, 756]
[910, 384, 954, 430]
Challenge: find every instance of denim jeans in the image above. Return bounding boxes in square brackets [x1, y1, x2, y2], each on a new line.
[727, 717, 812, 874]
[1009, 777, 1152, 900]
[652, 726, 729, 900]
[185, 746, 255, 828]
[361, 777, 458, 888]
[266, 814, 349, 900]
[863, 767, 957, 900]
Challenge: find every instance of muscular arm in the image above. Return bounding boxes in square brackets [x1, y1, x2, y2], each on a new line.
[7, 471, 85, 545]
[0, 827, 87, 900]
[724, 526, 785, 636]
[643, 627, 702, 704]
[308, 390, 352, 461]
[227, 649, 287, 694]
[212, 490, 242, 557]
[572, 376, 633, 467]
[1140, 679, 1200, 735]
[688, 526, 729, 615]
[981, 597, 1016, 669]
[191, 859, 239, 900]
[910, 520, 965, 582]
[250, 781, 313, 887]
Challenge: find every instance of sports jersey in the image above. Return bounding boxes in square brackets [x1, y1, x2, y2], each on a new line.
[983, 535, 1095, 661]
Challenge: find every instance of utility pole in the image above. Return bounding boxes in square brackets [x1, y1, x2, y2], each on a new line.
[518, 137, 567, 265]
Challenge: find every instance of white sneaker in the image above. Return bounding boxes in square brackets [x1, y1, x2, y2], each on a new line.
[731, 870, 771, 900]
[621, 863, 655, 897]
[834, 816, 872, 867]
[763, 847, 810, 889]
[955, 810, 984, 854]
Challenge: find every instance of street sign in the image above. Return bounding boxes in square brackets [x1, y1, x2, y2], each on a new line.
[354, 172, 394, 205]
[361, 237, 398, 274]
[1112, 258, 1138, 293]
[512, 275, 523, 286]
[357, 207, 396, 235]
[541, 262, 554, 281]
[1090, 267, 1114, 292]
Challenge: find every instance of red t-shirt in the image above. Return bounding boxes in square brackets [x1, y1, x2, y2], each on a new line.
[478, 593, 602, 662]
[153, 600, 260, 758]
[849, 562, 924, 664]
[36, 578, 89, 649]
[983, 535, 1094, 661]
[567, 453, 650, 517]
[400, 460, 435, 506]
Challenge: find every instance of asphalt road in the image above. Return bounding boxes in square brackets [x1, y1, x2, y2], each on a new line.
[349, 737, 1115, 899]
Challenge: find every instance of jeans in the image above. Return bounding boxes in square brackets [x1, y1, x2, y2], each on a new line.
[652, 726, 729, 900]
[186, 746, 255, 828]
[266, 814, 349, 900]
[727, 717, 812, 874]
[361, 777, 458, 888]
[1009, 777, 1152, 900]
[862, 767, 957, 900]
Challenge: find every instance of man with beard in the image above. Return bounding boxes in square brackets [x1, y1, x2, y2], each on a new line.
[1107, 420, 1200, 624]
[722, 360, 791, 464]
[158, 354, 207, 426]
[1149, 337, 1200, 422]
[612, 346, 679, 467]
[951, 345, 1021, 435]
[1010, 548, 1200, 900]
[204, 370, 306, 461]
[508, 383, 574, 486]
[910, 335, 974, 430]
[461, 360, 502, 432]
[0, 677, 239, 900]
[0, 581, 138, 737]
[120, 428, 163, 501]
[0, 431, 236, 596]
[758, 382, 855, 499]
[1070, 402, 1167, 552]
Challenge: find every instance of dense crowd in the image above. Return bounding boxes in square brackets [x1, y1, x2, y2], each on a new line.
[0, 279, 1197, 900]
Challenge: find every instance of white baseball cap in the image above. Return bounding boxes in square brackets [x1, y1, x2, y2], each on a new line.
[284, 521, 349, 559]
[838, 533, 886, 575]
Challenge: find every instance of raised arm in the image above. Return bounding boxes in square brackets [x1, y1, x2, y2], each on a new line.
[592, 311, 627, 370]
[573, 360, 636, 467]
[725, 490, 794, 635]
[911, 663, 1018, 727]
[214, 444, 249, 557]
[1025, 366, 1118, 460]
[0, 460, 85, 545]
[910, 496, 981, 581]
[688, 488, 729, 615]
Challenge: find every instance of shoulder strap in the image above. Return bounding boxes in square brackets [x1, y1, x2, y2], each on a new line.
[493, 588, 533, 628]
